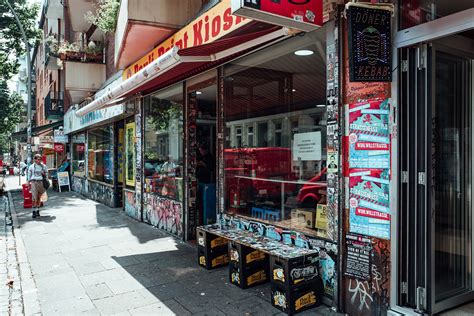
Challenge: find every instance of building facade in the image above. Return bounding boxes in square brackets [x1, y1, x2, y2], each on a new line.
[62, 1, 474, 315]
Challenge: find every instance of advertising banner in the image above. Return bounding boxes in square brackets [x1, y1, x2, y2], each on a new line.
[349, 99, 390, 169]
[232, 0, 323, 32]
[349, 168, 390, 239]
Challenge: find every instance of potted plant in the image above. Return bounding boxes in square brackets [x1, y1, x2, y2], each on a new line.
[84, 41, 103, 63]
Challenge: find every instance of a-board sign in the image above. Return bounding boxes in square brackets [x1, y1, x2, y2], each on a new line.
[347, 5, 392, 82]
[57, 172, 70, 192]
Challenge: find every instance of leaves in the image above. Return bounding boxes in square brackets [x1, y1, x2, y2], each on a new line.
[85, 0, 120, 34]
[0, 0, 40, 80]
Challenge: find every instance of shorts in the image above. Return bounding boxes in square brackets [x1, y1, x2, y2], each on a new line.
[30, 180, 45, 201]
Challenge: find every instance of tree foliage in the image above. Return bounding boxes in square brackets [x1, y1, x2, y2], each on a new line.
[0, 0, 40, 80]
[0, 80, 24, 134]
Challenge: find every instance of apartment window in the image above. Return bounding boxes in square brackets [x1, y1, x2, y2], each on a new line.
[247, 126, 254, 147]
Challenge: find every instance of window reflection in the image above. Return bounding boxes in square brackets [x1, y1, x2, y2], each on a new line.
[143, 86, 184, 201]
[224, 30, 328, 236]
[87, 127, 114, 184]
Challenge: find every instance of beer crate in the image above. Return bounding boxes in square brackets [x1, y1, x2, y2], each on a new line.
[229, 262, 269, 289]
[270, 254, 320, 289]
[197, 245, 229, 270]
[229, 240, 268, 270]
[196, 227, 228, 251]
[271, 279, 324, 315]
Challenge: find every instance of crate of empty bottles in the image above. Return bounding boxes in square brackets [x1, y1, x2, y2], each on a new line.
[197, 227, 229, 270]
[271, 279, 324, 315]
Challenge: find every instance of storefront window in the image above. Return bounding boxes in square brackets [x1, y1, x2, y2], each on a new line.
[399, 0, 473, 30]
[87, 126, 114, 184]
[224, 29, 328, 236]
[143, 85, 184, 201]
[72, 133, 86, 177]
[125, 121, 136, 187]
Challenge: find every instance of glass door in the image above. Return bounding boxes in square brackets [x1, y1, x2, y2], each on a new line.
[399, 41, 474, 314]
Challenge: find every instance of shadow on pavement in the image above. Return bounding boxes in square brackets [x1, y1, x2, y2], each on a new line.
[112, 248, 281, 315]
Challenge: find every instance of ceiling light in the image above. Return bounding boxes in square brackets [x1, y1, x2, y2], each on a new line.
[316, 104, 326, 108]
[196, 91, 202, 95]
[294, 49, 314, 56]
[292, 89, 296, 92]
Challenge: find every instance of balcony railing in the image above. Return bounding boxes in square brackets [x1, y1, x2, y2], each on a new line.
[44, 90, 64, 120]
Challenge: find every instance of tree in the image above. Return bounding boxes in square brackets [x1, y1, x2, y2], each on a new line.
[0, 80, 25, 153]
[0, 0, 40, 80]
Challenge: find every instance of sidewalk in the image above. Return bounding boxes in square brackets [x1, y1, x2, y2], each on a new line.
[4, 175, 338, 315]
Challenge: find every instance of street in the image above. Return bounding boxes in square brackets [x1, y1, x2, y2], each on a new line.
[1, 176, 338, 315]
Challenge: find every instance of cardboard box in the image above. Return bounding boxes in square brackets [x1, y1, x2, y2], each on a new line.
[290, 208, 316, 229]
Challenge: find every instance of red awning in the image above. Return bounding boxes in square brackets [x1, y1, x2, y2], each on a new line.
[125, 25, 284, 97]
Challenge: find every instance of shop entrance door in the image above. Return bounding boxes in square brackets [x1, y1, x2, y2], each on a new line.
[398, 40, 474, 314]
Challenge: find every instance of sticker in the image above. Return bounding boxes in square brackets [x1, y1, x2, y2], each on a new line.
[273, 291, 287, 309]
[327, 151, 338, 174]
[230, 248, 239, 262]
[290, 265, 318, 284]
[231, 271, 240, 285]
[273, 268, 286, 282]
[198, 237, 205, 247]
[199, 256, 206, 266]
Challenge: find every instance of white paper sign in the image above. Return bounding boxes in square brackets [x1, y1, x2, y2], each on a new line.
[57, 172, 70, 188]
[292, 131, 321, 161]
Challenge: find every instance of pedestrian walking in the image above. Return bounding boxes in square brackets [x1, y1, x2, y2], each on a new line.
[27, 154, 48, 218]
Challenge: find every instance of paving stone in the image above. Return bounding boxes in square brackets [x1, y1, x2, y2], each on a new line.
[85, 282, 114, 300]
[92, 291, 150, 314]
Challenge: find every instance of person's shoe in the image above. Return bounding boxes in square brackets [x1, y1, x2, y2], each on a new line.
[36, 210, 40, 217]
[32, 210, 37, 218]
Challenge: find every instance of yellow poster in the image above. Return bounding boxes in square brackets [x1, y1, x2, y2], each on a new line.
[118, 128, 124, 184]
[125, 122, 136, 187]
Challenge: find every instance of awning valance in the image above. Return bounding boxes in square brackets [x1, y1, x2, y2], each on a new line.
[76, 27, 289, 117]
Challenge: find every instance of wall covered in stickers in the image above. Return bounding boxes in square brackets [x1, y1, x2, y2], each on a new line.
[124, 190, 140, 220]
[342, 4, 392, 315]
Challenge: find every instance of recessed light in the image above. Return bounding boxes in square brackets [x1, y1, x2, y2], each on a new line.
[292, 89, 296, 92]
[196, 91, 202, 95]
[294, 49, 314, 56]
[316, 104, 326, 108]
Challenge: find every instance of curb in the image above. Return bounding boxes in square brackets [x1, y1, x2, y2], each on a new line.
[8, 191, 42, 315]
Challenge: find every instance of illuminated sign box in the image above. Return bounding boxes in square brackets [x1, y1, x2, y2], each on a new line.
[347, 5, 392, 82]
[231, 0, 323, 32]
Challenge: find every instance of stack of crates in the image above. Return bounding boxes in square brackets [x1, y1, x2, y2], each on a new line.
[270, 254, 324, 315]
[22, 183, 32, 208]
[197, 228, 229, 270]
[228, 240, 269, 289]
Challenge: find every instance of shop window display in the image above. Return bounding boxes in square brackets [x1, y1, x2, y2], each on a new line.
[143, 85, 184, 201]
[224, 30, 328, 237]
[87, 126, 114, 184]
[72, 133, 85, 177]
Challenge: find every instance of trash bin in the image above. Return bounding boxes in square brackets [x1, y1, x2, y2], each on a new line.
[22, 183, 32, 208]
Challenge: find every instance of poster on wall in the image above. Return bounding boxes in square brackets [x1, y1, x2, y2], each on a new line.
[344, 233, 372, 280]
[125, 122, 136, 187]
[349, 99, 390, 169]
[118, 128, 124, 184]
[347, 4, 392, 82]
[349, 168, 390, 239]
